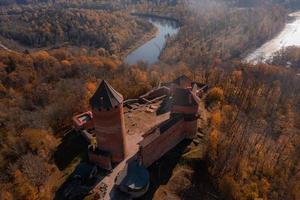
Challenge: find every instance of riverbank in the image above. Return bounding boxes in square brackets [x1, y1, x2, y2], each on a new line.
[131, 13, 181, 26]
[124, 15, 180, 65]
[244, 11, 300, 63]
[0, 26, 158, 60]
[121, 13, 180, 63]
[119, 24, 158, 60]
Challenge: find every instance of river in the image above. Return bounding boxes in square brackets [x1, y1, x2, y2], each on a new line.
[124, 16, 179, 65]
[245, 11, 300, 64]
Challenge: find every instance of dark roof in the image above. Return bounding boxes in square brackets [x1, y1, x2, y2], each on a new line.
[172, 75, 192, 85]
[173, 88, 198, 106]
[159, 115, 183, 133]
[90, 80, 123, 109]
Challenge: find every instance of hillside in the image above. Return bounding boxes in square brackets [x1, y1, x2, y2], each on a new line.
[0, 6, 153, 54]
[159, 1, 286, 66]
[0, 47, 159, 199]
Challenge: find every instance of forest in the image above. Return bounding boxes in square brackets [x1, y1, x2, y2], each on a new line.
[159, 0, 286, 67]
[0, 47, 158, 199]
[0, 6, 153, 54]
[0, 0, 300, 200]
[268, 46, 300, 69]
[205, 63, 300, 200]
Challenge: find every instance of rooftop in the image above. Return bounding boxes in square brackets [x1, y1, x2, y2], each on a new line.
[90, 80, 123, 110]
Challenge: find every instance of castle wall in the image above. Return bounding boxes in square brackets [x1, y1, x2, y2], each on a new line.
[140, 119, 186, 167]
[88, 151, 112, 170]
[72, 111, 94, 131]
[172, 105, 198, 115]
[92, 104, 127, 163]
[140, 87, 170, 100]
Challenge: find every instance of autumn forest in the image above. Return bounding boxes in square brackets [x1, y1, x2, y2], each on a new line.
[0, 0, 300, 200]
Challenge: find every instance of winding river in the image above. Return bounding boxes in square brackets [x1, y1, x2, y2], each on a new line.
[245, 11, 300, 64]
[125, 16, 179, 65]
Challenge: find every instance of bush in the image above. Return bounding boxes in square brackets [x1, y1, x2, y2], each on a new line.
[209, 129, 219, 161]
[206, 87, 224, 105]
[211, 111, 221, 128]
[219, 175, 241, 200]
[19, 153, 51, 187]
[22, 128, 57, 159]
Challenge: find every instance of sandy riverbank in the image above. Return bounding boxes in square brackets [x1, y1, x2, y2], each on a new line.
[245, 11, 300, 63]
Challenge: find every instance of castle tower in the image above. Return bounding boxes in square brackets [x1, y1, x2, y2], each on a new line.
[171, 87, 200, 115]
[171, 84, 200, 139]
[90, 80, 127, 164]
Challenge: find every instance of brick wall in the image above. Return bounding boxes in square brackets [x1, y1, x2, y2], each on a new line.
[172, 105, 198, 114]
[88, 151, 112, 170]
[140, 119, 186, 167]
[92, 104, 127, 163]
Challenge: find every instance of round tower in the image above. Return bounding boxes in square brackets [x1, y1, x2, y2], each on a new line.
[90, 80, 127, 163]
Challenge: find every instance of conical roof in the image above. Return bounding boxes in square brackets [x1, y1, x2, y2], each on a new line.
[90, 80, 123, 109]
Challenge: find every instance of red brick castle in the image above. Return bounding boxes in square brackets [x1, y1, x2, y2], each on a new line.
[72, 75, 207, 197]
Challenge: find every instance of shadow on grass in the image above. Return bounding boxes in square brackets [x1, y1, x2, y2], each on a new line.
[139, 139, 192, 200]
[182, 159, 219, 200]
[54, 131, 89, 171]
[54, 162, 108, 200]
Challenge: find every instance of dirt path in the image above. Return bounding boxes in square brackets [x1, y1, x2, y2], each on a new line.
[0, 41, 14, 52]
